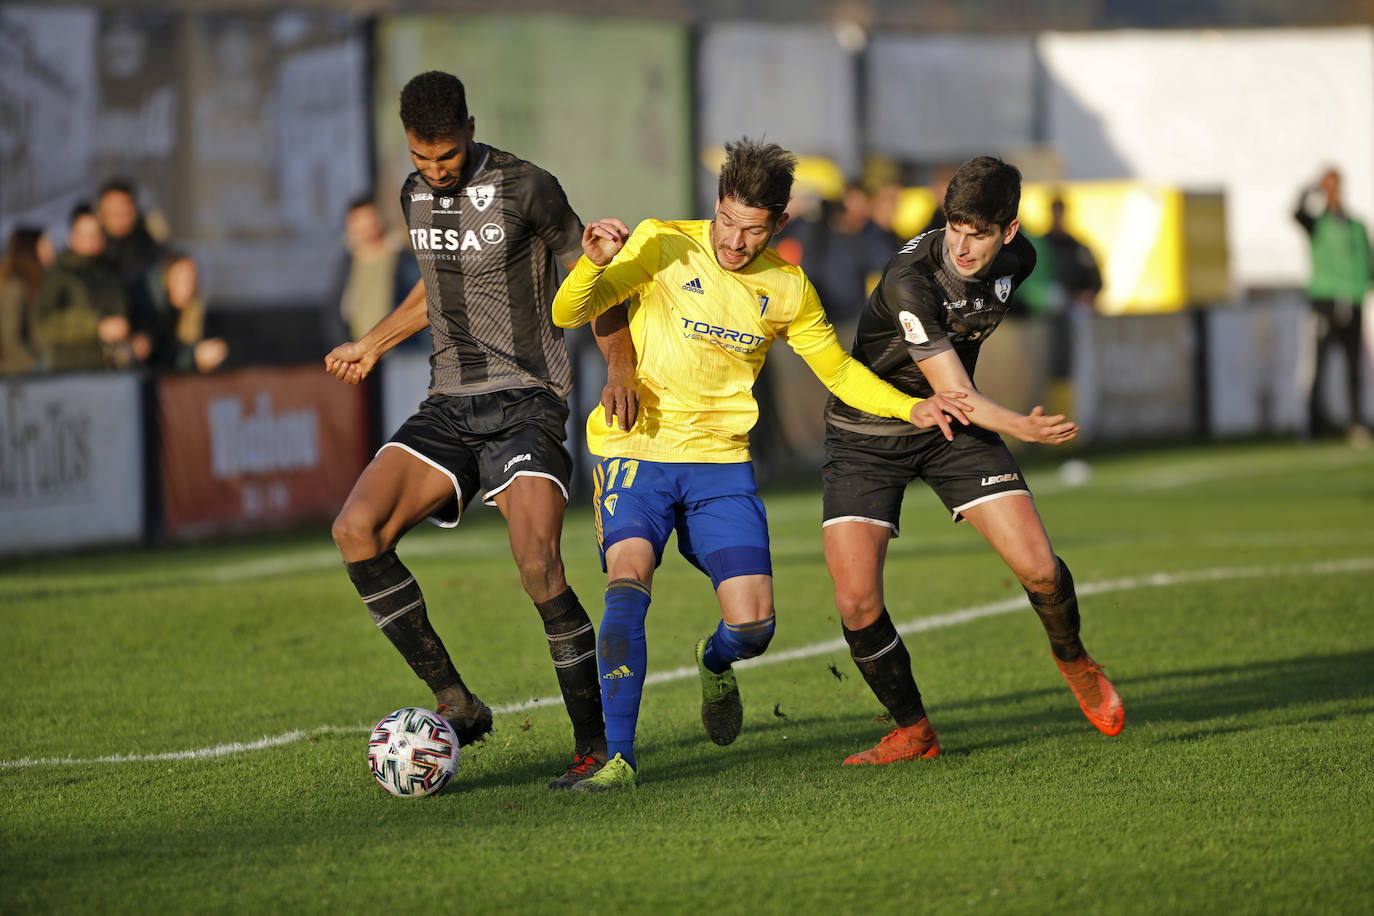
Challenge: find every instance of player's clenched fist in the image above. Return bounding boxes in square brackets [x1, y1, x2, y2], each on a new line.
[324, 341, 376, 385]
[581, 218, 631, 266]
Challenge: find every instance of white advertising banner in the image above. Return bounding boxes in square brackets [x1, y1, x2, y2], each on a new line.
[1039, 27, 1374, 291]
[1075, 312, 1198, 442]
[1206, 296, 1308, 437]
[0, 373, 144, 554]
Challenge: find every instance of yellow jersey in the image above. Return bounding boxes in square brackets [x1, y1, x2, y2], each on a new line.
[552, 218, 919, 463]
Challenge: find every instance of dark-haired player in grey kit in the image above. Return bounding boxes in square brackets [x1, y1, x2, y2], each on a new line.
[821, 156, 1124, 765]
[326, 71, 636, 788]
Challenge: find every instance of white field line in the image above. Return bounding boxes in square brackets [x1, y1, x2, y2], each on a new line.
[4, 556, 1372, 770]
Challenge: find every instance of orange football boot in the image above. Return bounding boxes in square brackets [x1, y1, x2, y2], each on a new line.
[1055, 653, 1124, 736]
[843, 717, 941, 765]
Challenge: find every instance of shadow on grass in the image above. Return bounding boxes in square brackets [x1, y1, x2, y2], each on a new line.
[931, 647, 1374, 755]
[602, 647, 1374, 784]
[379, 647, 1374, 795]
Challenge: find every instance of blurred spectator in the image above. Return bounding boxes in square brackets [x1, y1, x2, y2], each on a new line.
[869, 181, 902, 237]
[1042, 196, 1104, 313]
[1294, 167, 1372, 444]
[130, 251, 229, 373]
[332, 195, 421, 345]
[1036, 195, 1103, 382]
[805, 182, 901, 328]
[772, 187, 824, 267]
[0, 227, 51, 374]
[35, 205, 133, 371]
[97, 179, 164, 293]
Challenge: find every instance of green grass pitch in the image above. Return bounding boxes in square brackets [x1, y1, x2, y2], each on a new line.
[2, 440, 1372, 914]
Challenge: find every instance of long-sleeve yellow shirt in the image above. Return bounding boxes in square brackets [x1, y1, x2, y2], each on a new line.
[552, 218, 919, 463]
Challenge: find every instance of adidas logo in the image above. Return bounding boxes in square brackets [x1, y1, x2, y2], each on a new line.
[602, 665, 634, 680]
[681, 277, 704, 294]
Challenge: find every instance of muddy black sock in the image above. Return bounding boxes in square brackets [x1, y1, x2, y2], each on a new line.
[1026, 556, 1085, 663]
[536, 588, 606, 759]
[843, 608, 926, 728]
[345, 550, 460, 692]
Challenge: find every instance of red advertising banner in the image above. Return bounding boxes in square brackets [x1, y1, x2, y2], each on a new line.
[158, 366, 368, 539]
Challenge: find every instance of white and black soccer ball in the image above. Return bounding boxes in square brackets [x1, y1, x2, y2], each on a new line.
[367, 707, 460, 798]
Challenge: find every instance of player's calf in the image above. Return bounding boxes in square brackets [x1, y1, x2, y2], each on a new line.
[535, 587, 607, 767]
[1025, 555, 1085, 662]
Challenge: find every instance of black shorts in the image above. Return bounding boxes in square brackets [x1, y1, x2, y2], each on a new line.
[384, 387, 572, 526]
[821, 423, 1030, 534]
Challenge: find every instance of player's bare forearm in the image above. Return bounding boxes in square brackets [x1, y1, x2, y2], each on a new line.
[946, 387, 1076, 443]
[324, 278, 428, 384]
[915, 349, 1075, 444]
[592, 303, 638, 430]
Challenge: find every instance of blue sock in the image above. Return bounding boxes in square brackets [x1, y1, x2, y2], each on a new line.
[701, 614, 776, 675]
[598, 579, 651, 770]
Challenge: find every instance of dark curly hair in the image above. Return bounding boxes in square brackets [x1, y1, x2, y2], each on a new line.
[399, 71, 470, 142]
[717, 138, 796, 215]
[943, 156, 1021, 232]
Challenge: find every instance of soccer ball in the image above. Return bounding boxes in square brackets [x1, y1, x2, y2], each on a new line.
[367, 707, 460, 798]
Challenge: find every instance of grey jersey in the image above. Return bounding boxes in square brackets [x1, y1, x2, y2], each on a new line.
[401, 144, 583, 398]
[826, 228, 1037, 436]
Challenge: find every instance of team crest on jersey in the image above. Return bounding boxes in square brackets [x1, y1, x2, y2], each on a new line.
[602, 494, 619, 516]
[757, 292, 770, 316]
[467, 184, 496, 212]
[898, 310, 929, 345]
[994, 275, 1013, 303]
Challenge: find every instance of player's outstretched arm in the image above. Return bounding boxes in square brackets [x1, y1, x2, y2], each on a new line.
[795, 332, 972, 441]
[324, 277, 428, 384]
[918, 349, 1078, 444]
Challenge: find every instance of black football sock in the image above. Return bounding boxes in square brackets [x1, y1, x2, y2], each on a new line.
[345, 550, 462, 693]
[536, 587, 606, 760]
[843, 608, 927, 728]
[1025, 556, 1085, 663]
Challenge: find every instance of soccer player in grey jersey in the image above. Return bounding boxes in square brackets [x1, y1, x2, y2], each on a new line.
[326, 71, 636, 789]
[820, 156, 1124, 765]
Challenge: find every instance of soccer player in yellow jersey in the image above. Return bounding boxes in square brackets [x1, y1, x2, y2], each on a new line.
[549, 138, 970, 791]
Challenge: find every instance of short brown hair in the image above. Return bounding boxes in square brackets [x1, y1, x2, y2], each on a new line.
[943, 156, 1021, 232]
[717, 138, 797, 214]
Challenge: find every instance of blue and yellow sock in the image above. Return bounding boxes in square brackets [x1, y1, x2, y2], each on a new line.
[700, 614, 776, 674]
[598, 578, 651, 770]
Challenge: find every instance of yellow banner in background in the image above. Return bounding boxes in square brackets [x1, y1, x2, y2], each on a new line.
[1019, 182, 1227, 314]
[885, 180, 1230, 316]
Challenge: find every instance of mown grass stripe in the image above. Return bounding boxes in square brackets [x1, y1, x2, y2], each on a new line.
[5, 554, 1369, 771]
